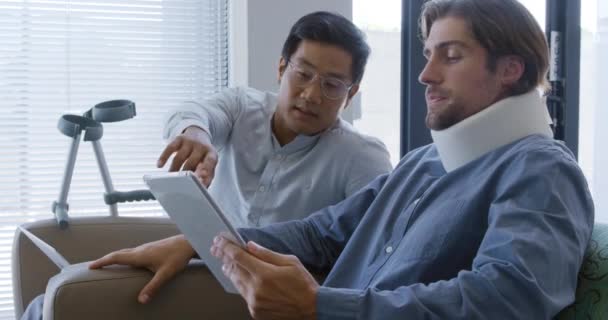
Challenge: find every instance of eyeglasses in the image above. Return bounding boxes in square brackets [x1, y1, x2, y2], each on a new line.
[286, 60, 354, 100]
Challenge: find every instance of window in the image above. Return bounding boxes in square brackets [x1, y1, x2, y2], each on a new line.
[579, 0, 606, 221]
[353, 0, 402, 165]
[517, 0, 546, 31]
[0, 0, 228, 317]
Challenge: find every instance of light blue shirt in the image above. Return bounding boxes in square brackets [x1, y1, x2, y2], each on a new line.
[240, 134, 594, 319]
[164, 87, 392, 227]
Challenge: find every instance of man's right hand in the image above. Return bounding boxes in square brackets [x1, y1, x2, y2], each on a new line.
[157, 126, 218, 187]
[89, 235, 196, 304]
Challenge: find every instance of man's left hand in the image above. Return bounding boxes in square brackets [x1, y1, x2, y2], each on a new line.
[210, 236, 319, 320]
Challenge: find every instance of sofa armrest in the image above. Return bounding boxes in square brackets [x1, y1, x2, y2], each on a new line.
[13, 217, 183, 318]
[42, 260, 249, 320]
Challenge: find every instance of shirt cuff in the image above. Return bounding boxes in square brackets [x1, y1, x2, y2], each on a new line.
[169, 120, 209, 140]
[316, 286, 362, 320]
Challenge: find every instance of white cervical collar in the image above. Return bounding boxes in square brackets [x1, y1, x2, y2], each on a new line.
[431, 90, 553, 172]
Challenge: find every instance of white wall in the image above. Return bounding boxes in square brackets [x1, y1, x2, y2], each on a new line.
[230, 0, 352, 91]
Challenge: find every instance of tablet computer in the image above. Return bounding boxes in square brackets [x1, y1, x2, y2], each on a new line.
[143, 171, 245, 294]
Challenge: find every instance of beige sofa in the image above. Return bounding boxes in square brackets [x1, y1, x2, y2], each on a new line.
[12, 216, 250, 320]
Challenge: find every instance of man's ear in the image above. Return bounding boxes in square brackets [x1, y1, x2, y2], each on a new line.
[498, 55, 525, 87]
[277, 57, 287, 84]
[342, 84, 360, 110]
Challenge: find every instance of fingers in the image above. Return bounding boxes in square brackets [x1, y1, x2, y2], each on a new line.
[222, 261, 252, 296]
[157, 135, 218, 181]
[212, 236, 270, 274]
[89, 249, 135, 269]
[157, 138, 182, 168]
[138, 266, 174, 304]
[182, 148, 205, 172]
[246, 241, 296, 267]
[168, 143, 193, 172]
[194, 152, 218, 187]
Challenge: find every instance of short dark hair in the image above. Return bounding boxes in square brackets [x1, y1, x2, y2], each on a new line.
[420, 0, 549, 95]
[281, 11, 371, 85]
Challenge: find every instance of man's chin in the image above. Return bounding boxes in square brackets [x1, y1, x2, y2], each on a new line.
[426, 114, 456, 131]
[286, 121, 321, 136]
[293, 127, 320, 136]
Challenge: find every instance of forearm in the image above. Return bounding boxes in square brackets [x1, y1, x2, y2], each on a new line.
[163, 88, 241, 146]
[163, 101, 214, 140]
[315, 262, 574, 320]
[239, 219, 333, 272]
[239, 174, 387, 272]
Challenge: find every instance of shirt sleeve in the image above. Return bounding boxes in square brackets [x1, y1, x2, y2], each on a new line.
[239, 173, 390, 273]
[162, 87, 245, 149]
[344, 136, 393, 197]
[315, 146, 594, 319]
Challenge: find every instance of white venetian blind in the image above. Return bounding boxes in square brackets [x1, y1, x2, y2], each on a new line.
[0, 0, 228, 318]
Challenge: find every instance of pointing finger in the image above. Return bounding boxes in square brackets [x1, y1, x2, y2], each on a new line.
[157, 138, 182, 168]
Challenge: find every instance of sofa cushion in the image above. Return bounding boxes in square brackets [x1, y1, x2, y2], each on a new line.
[557, 223, 608, 319]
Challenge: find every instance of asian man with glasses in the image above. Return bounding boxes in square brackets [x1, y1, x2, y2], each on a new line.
[157, 11, 392, 228]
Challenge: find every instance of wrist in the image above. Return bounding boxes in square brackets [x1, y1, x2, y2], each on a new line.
[307, 284, 319, 320]
[184, 126, 212, 145]
[176, 234, 197, 259]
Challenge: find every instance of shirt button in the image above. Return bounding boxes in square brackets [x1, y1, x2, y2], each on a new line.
[258, 186, 266, 192]
[275, 154, 283, 160]
[385, 246, 393, 254]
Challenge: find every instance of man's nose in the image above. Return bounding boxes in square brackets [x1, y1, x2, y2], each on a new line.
[418, 59, 442, 85]
[300, 77, 323, 104]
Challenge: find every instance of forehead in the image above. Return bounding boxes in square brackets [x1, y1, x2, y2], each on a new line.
[423, 16, 480, 52]
[290, 40, 353, 79]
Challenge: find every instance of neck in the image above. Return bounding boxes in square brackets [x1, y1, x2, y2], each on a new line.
[272, 112, 297, 146]
[431, 90, 553, 172]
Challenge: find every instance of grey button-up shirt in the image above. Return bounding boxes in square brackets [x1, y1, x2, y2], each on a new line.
[163, 87, 392, 227]
[240, 135, 593, 319]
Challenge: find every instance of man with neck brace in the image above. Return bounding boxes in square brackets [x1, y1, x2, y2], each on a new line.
[90, 0, 594, 318]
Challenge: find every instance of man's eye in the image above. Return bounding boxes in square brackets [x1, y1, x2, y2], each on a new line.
[297, 71, 313, 80]
[324, 80, 342, 89]
[446, 56, 462, 63]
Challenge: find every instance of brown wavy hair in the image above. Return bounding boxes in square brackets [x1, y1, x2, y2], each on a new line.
[420, 0, 550, 95]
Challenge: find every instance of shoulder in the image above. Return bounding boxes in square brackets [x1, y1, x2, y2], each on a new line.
[215, 86, 277, 117]
[243, 87, 278, 115]
[491, 135, 590, 204]
[499, 134, 578, 171]
[215, 86, 268, 104]
[320, 120, 393, 193]
[490, 135, 594, 250]
[322, 119, 389, 153]
[323, 120, 392, 168]
[320, 119, 391, 166]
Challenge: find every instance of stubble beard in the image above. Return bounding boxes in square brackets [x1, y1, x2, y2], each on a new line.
[426, 102, 464, 131]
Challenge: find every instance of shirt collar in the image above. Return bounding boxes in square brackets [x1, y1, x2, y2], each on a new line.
[271, 131, 322, 153]
[431, 90, 553, 173]
[269, 115, 336, 154]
